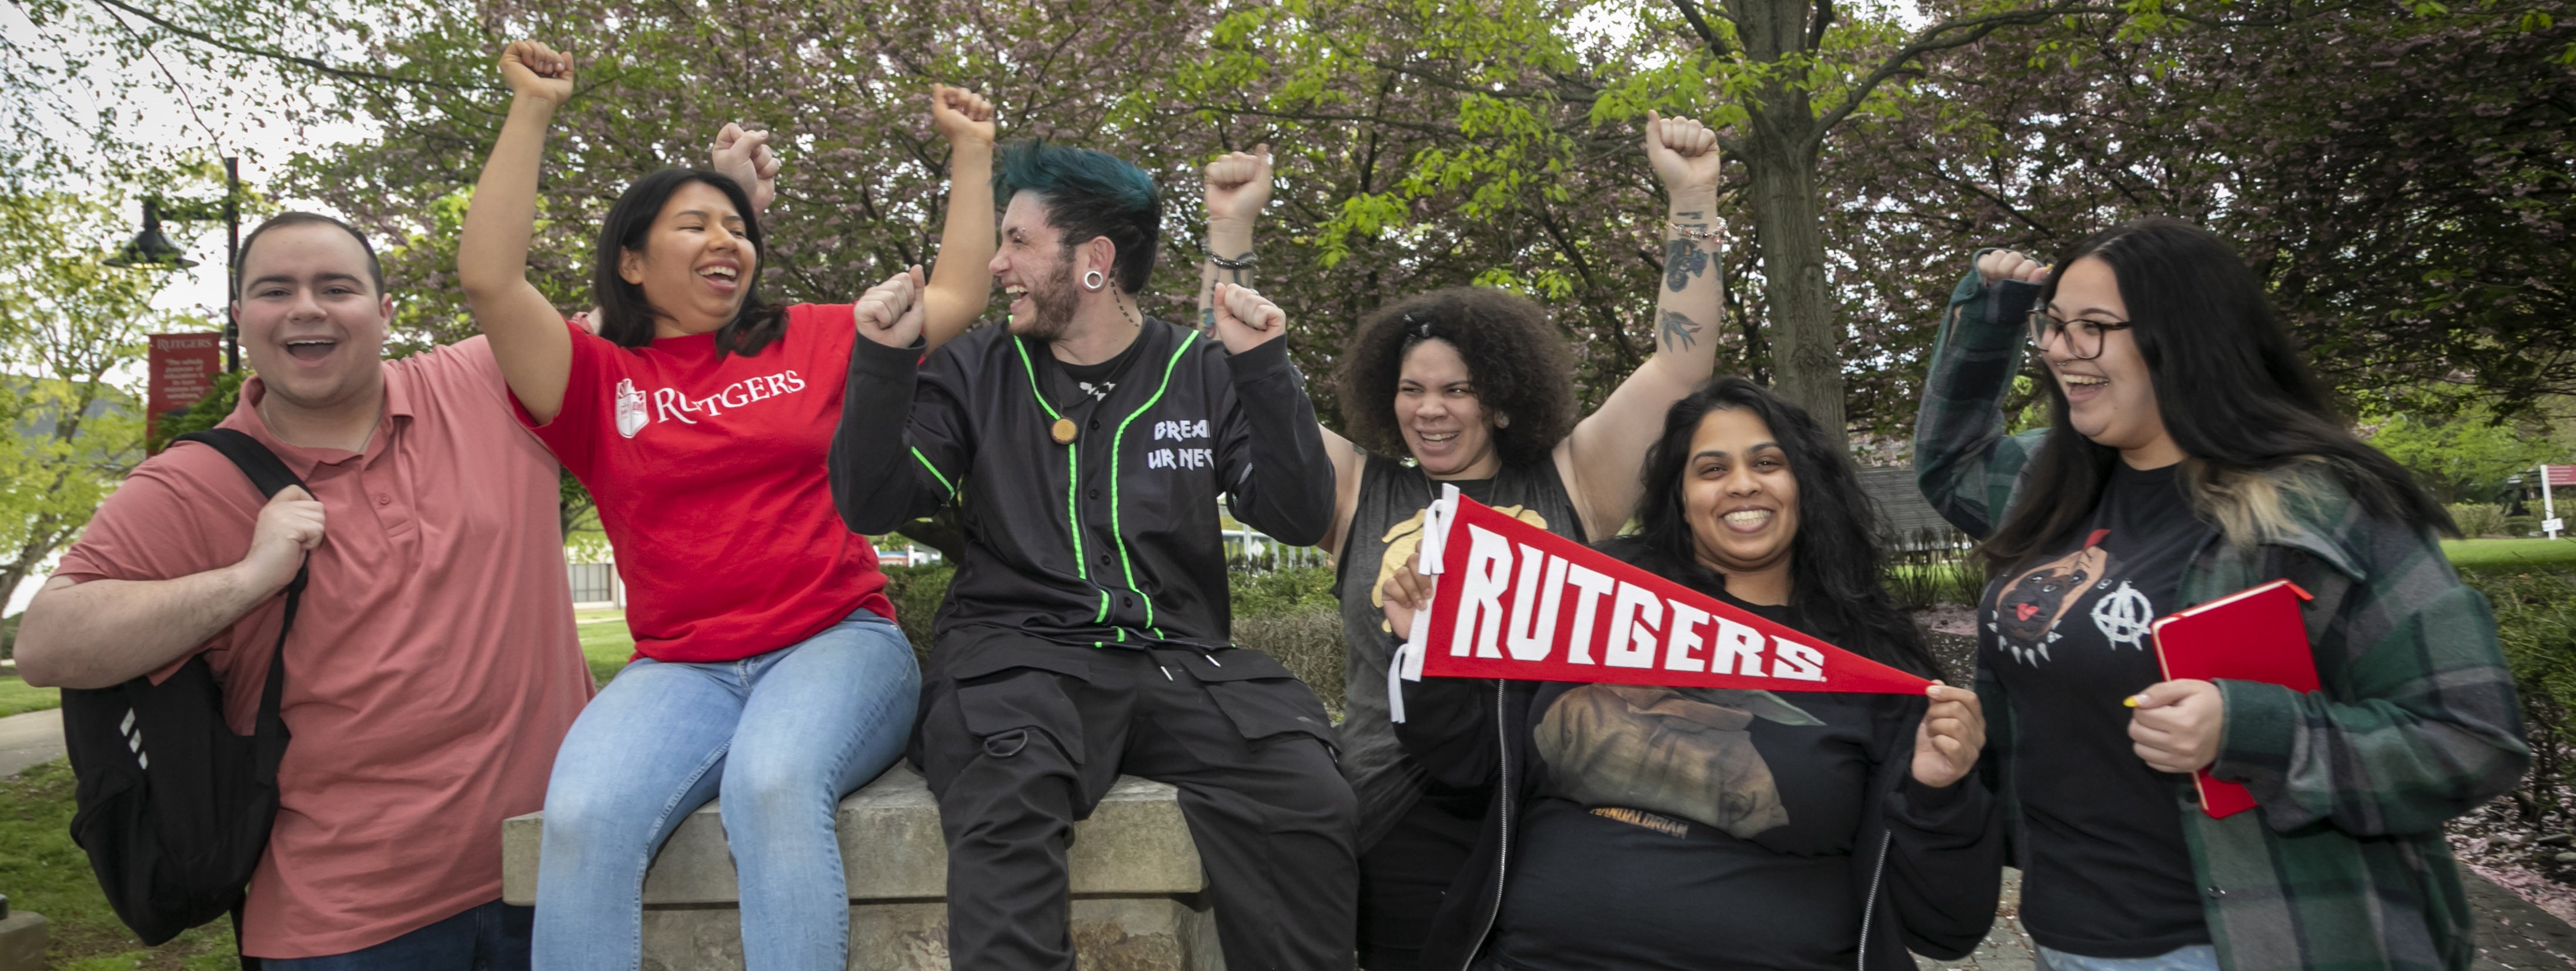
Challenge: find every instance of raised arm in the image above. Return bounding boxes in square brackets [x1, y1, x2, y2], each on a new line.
[831, 267, 982, 533]
[1198, 146, 1370, 555]
[920, 85, 999, 348]
[1210, 282, 1337, 545]
[1911, 250, 2047, 538]
[1555, 113, 1725, 540]
[14, 487, 322, 689]
[456, 40, 579, 424]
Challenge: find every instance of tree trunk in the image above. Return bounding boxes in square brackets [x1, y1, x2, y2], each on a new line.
[1725, 0, 1851, 449]
[1742, 134, 1845, 444]
[0, 521, 68, 625]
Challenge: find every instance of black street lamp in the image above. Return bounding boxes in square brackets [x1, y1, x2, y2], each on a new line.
[103, 156, 242, 372]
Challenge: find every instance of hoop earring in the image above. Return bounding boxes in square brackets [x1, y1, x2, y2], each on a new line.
[1083, 270, 1106, 290]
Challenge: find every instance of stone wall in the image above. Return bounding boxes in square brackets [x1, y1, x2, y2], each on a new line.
[501, 764, 1224, 971]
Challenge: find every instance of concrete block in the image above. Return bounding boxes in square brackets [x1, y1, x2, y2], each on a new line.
[630, 898, 1222, 971]
[502, 763, 1223, 969]
[0, 911, 48, 971]
[504, 764, 1204, 906]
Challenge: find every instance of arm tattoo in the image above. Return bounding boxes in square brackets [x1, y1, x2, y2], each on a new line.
[1658, 310, 1702, 353]
[1663, 239, 1710, 293]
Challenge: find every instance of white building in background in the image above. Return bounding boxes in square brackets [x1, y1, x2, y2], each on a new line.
[563, 541, 943, 610]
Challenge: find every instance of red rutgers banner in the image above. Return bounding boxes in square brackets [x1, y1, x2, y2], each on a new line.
[148, 332, 223, 454]
[1405, 493, 1932, 697]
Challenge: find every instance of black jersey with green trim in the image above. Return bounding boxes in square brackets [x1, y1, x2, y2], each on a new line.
[831, 316, 1335, 654]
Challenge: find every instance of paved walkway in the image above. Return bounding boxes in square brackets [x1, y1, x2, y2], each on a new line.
[0, 707, 62, 778]
[1919, 869, 2575, 970]
[1, 705, 2570, 969]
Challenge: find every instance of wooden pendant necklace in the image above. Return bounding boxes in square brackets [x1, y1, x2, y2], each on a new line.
[1051, 417, 1077, 445]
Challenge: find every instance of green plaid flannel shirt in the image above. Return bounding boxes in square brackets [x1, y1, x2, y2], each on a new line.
[1913, 263, 2531, 971]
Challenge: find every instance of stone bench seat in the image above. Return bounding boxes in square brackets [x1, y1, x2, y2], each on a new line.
[500, 763, 1224, 970]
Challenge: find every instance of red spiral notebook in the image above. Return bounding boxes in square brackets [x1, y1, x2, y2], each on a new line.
[2148, 579, 2319, 819]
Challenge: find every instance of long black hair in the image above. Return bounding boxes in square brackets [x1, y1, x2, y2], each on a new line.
[1621, 376, 1936, 677]
[1980, 218, 2453, 568]
[593, 168, 787, 356]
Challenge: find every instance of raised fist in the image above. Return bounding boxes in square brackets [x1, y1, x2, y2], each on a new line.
[498, 40, 574, 108]
[930, 85, 997, 149]
[856, 266, 928, 349]
[1643, 111, 1720, 193]
[1205, 145, 1273, 226]
[1977, 249, 2049, 286]
[710, 122, 781, 214]
[1211, 282, 1287, 356]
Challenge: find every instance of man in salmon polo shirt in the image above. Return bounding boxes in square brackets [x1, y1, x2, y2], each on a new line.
[12, 212, 592, 970]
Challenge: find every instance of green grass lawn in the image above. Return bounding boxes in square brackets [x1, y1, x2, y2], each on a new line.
[1, 760, 235, 969]
[576, 608, 636, 685]
[0, 611, 637, 721]
[0, 672, 59, 718]
[2443, 537, 2576, 574]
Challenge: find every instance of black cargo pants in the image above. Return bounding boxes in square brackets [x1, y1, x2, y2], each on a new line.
[912, 642, 1359, 971]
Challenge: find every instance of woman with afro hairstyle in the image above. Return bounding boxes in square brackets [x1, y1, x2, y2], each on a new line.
[1192, 113, 1726, 971]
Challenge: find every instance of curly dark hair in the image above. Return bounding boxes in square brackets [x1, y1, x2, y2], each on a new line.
[1625, 376, 1936, 678]
[1335, 286, 1578, 470]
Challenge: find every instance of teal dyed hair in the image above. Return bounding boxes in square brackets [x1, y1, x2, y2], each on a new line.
[995, 140, 1162, 293]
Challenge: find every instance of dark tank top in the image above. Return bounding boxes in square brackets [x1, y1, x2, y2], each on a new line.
[1336, 451, 1586, 849]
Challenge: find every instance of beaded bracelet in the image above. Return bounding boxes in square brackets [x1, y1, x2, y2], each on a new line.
[1202, 245, 1259, 270]
[1669, 220, 1724, 243]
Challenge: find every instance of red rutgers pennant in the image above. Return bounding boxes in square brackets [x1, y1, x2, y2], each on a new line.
[1399, 493, 1932, 699]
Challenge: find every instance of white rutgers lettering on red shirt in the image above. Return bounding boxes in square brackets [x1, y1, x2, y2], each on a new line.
[631, 369, 810, 430]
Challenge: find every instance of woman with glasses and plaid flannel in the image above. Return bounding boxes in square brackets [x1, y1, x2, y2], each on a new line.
[1910, 218, 2527, 971]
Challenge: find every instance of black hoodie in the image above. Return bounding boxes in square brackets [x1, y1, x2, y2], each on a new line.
[1392, 541, 2003, 971]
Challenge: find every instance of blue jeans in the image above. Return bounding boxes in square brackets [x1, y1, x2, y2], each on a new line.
[2036, 944, 2221, 971]
[263, 900, 529, 970]
[530, 611, 918, 971]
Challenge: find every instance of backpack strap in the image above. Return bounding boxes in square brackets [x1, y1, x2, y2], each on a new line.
[170, 429, 306, 779]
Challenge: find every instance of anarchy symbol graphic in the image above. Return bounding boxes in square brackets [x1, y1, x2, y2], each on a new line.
[2090, 581, 2155, 649]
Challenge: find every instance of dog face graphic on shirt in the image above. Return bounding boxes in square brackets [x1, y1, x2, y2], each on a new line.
[1993, 528, 2113, 664]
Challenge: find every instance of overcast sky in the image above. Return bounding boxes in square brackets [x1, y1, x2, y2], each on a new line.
[6, 1, 373, 327]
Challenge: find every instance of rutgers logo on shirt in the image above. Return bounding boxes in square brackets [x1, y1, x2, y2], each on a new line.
[614, 379, 649, 438]
[613, 370, 810, 437]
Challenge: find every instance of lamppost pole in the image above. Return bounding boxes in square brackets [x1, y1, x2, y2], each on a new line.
[224, 156, 240, 373]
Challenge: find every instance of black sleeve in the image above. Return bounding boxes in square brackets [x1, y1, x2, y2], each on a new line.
[1214, 339, 1335, 546]
[1392, 677, 1510, 790]
[830, 336, 974, 534]
[1873, 698, 2006, 960]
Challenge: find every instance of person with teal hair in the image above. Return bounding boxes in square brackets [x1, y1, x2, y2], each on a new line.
[831, 139, 1354, 970]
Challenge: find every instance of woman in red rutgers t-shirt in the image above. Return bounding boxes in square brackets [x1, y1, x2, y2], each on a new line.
[456, 40, 997, 971]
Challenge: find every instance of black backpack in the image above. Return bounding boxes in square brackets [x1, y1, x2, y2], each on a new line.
[60, 428, 305, 957]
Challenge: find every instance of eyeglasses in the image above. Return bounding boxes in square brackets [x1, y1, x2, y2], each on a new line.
[2026, 309, 2134, 360]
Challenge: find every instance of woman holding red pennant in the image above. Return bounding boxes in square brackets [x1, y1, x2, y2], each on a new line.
[1195, 113, 1729, 970]
[1384, 379, 1999, 971]
[1917, 222, 2525, 971]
